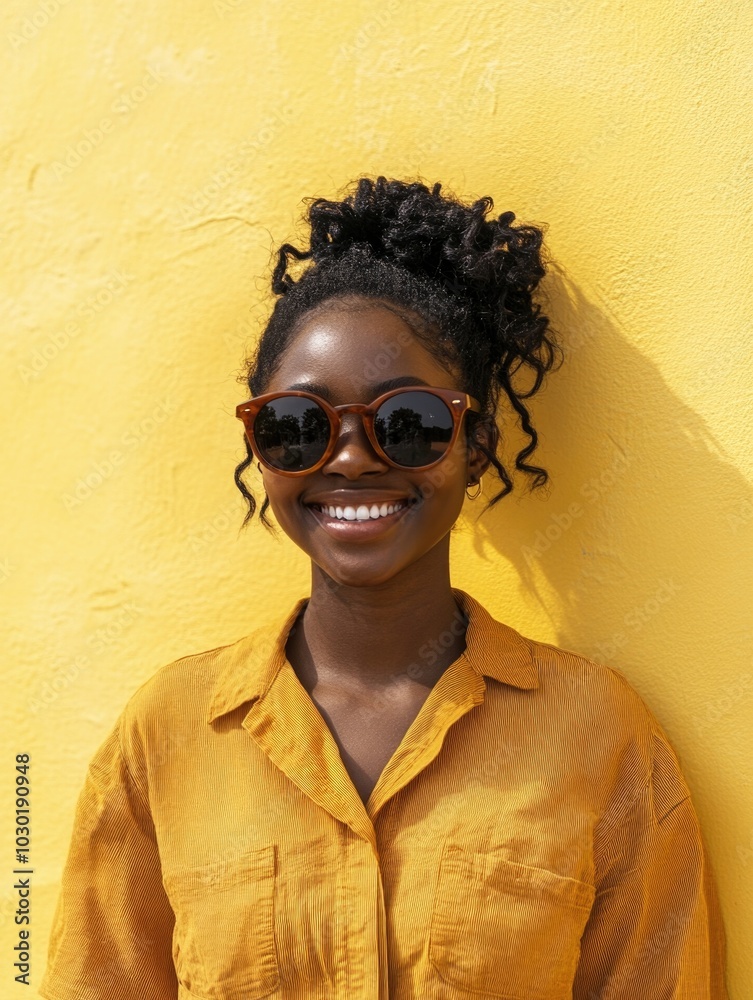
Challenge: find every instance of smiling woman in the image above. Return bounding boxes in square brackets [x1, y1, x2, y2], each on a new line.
[40, 177, 728, 1000]
[236, 318, 488, 591]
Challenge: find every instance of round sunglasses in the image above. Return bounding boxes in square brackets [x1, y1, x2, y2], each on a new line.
[236, 386, 481, 475]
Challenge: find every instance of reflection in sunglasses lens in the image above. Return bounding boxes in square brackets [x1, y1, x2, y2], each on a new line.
[255, 397, 330, 471]
[374, 392, 453, 467]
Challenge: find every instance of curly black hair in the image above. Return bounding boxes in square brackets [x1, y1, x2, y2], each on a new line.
[234, 176, 561, 529]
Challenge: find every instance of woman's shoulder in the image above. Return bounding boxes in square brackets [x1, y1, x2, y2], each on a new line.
[527, 633, 651, 704]
[463, 590, 657, 732]
[521, 632, 688, 789]
[496, 631, 692, 822]
[118, 605, 298, 734]
[521, 632, 663, 732]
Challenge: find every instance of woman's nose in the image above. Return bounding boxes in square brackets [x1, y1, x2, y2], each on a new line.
[321, 413, 388, 476]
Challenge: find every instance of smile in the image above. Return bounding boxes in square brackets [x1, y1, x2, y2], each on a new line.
[305, 497, 418, 538]
[309, 500, 411, 520]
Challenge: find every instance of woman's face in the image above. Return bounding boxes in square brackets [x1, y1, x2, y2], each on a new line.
[259, 298, 492, 588]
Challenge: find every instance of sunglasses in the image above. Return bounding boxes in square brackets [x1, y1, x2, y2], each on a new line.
[236, 386, 481, 475]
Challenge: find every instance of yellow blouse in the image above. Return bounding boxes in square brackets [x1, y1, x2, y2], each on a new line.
[40, 588, 728, 999]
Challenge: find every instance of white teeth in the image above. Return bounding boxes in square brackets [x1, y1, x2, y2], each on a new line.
[315, 501, 409, 520]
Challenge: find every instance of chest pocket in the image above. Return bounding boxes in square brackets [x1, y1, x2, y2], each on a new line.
[429, 841, 595, 999]
[163, 844, 279, 1000]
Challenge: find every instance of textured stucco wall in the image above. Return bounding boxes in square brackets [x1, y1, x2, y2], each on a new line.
[2, 2, 751, 995]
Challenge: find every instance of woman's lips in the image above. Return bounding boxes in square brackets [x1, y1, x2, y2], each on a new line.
[305, 498, 417, 538]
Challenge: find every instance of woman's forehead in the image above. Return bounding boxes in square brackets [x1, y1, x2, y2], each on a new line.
[267, 301, 457, 395]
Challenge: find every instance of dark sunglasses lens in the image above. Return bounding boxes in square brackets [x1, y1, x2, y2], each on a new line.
[374, 391, 454, 467]
[254, 396, 331, 471]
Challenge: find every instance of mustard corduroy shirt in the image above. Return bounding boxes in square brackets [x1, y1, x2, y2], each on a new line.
[40, 588, 727, 999]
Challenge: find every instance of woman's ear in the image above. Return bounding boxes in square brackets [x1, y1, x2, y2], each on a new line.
[467, 416, 499, 482]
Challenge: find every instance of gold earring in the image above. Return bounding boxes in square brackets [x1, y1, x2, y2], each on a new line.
[465, 477, 482, 500]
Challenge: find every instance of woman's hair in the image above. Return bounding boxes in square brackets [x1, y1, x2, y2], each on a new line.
[235, 176, 561, 529]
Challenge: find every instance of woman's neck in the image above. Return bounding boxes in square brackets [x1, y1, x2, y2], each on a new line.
[286, 542, 469, 692]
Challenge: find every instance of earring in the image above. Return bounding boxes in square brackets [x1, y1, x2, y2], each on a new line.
[465, 477, 482, 500]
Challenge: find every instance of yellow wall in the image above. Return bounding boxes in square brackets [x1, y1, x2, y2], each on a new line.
[2, 2, 751, 995]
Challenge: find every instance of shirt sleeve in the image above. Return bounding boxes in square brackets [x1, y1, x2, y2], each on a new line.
[39, 719, 178, 1000]
[572, 723, 728, 999]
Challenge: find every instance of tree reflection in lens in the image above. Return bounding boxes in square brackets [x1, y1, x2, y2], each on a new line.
[255, 401, 330, 471]
[375, 392, 453, 467]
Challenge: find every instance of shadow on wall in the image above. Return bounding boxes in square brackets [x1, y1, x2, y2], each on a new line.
[470, 266, 752, 750]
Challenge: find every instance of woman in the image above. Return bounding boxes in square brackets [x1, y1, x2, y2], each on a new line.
[41, 177, 727, 999]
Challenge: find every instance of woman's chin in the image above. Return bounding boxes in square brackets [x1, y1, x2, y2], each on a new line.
[312, 555, 409, 591]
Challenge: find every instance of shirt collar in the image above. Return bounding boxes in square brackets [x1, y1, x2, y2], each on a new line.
[206, 587, 538, 724]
